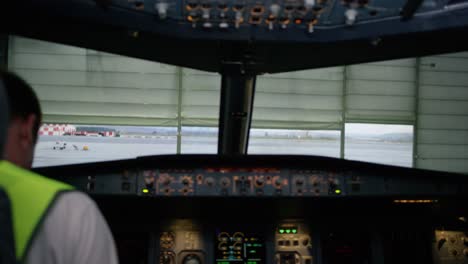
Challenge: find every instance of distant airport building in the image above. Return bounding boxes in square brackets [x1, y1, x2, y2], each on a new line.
[74, 126, 119, 137]
[39, 124, 118, 137]
[39, 124, 77, 136]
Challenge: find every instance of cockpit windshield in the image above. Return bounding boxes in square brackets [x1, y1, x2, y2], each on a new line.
[6, 36, 466, 173]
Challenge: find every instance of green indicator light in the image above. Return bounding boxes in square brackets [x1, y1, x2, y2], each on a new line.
[286, 229, 291, 234]
[279, 229, 285, 234]
[292, 229, 297, 234]
[250, 250, 256, 253]
[335, 189, 342, 194]
[142, 188, 149, 194]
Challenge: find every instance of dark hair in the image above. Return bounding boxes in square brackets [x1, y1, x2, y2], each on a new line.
[0, 70, 42, 142]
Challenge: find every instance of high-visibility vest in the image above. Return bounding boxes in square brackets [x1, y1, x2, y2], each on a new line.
[0, 161, 73, 262]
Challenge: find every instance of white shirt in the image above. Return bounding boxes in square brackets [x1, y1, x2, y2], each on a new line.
[24, 192, 119, 264]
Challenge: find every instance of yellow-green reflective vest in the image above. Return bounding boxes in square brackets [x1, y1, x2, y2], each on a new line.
[0, 161, 73, 262]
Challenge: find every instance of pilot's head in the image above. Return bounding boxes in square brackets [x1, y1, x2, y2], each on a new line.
[1, 70, 42, 169]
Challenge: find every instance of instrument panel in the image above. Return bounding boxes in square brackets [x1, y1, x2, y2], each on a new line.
[37, 155, 468, 198]
[36, 155, 468, 264]
[113, 0, 459, 32]
[153, 220, 313, 264]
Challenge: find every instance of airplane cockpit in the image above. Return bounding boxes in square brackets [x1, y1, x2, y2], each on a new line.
[2, 0, 468, 263]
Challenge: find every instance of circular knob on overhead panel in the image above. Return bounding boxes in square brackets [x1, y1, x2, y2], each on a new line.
[182, 177, 192, 185]
[220, 177, 231, 187]
[205, 177, 215, 187]
[296, 178, 304, 186]
[255, 177, 265, 187]
[275, 178, 282, 187]
[183, 254, 201, 264]
[163, 178, 172, 186]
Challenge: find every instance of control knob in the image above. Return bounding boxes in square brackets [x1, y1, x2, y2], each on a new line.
[274, 178, 282, 187]
[220, 177, 231, 187]
[205, 177, 215, 187]
[182, 177, 192, 186]
[162, 178, 172, 186]
[183, 254, 201, 264]
[295, 178, 304, 186]
[255, 177, 265, 187]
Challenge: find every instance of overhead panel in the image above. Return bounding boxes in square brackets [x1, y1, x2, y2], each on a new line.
[8, 36, 179, 126]
[345, 59, 417, 124]
[252, 67, 344, 130]
[417, 52, 468, 174]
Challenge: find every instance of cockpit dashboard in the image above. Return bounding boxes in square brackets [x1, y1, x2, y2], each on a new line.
[36, 155, 468, 264]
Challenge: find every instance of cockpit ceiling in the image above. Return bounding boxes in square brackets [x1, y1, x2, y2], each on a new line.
[1, 0, 468, 72]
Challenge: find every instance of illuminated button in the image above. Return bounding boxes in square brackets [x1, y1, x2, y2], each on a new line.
[203, 22, 213, 28]
[279, 229, 285, 234]
[292, 229, 297, 234]
[286, 229, 291, 234]
[142, 188, 149, 194]
[219, 22, 229, 29]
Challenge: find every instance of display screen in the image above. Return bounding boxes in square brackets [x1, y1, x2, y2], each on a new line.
[215, 230, 265, 264]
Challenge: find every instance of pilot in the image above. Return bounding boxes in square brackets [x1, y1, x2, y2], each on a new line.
[0, 70, 119, 264]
